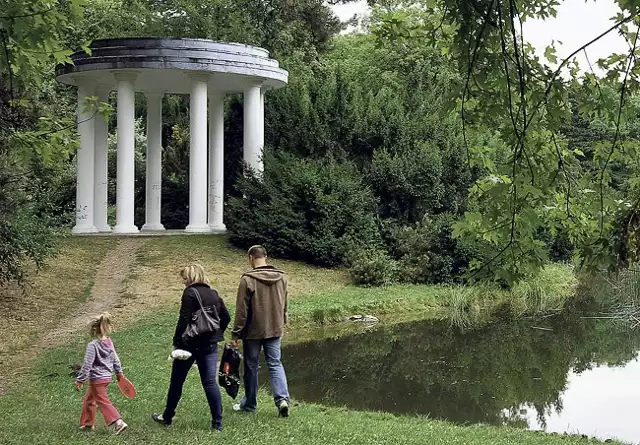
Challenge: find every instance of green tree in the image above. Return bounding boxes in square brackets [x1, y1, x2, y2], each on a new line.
[228, 31, 475, 283]
[370, 1, 640, 282]
[75, 0, 348, 58]
[227, 151, 380, 267]
[0, 0, 88, 283]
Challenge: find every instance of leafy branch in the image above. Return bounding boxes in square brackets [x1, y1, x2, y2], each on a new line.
[598, 25, 639, 236]
[0, 7, 54, 20]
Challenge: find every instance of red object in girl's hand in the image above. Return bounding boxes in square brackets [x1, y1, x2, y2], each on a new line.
[117, 376, 137, 399]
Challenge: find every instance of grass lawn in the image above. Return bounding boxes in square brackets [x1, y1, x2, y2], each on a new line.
[120, 235, 577, 330]
[0, 307, 615, 445]
[114, 235, 352, 326]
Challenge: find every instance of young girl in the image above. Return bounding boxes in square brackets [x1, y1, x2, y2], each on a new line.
[75, 312, 128, 435]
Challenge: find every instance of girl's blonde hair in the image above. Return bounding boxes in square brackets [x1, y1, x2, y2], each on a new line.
[180, 263, 209, 287]
[89, 312, 112, 338]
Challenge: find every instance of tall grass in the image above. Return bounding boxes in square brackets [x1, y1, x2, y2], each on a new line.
[510, 264, 578, 314]
[290, 264, 578, 330]
[439, 286, 478, 329]
[580, 267, 640, 325]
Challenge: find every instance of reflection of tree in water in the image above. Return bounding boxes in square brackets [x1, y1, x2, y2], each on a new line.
[534, 397, 563, 429]
[277, 313, 640, 429]
[500, 407, 529, 429]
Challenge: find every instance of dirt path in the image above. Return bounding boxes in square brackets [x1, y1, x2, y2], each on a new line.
[37, 238, 141, 349]
[0, 238, 141, 395]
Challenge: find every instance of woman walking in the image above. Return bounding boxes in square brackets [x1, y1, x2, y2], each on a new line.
[152, 264, 230, 431]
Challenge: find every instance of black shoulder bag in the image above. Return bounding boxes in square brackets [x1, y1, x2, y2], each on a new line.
[181, 288, 221, 345]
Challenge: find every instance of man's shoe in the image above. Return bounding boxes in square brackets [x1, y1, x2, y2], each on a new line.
[278, 400, 289, 418]
[151, 413, 171, 426]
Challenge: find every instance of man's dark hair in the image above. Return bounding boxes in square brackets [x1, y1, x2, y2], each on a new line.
[248, 245, 267, 259]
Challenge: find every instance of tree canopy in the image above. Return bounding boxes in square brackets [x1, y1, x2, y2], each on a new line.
[371, 0, 640, 281]
[2, 0, 640, 286]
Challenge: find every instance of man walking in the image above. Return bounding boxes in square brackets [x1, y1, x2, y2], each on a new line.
[231, 245, 290, 417]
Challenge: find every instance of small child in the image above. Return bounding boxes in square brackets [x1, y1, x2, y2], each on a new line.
[75, 312, 128, 435]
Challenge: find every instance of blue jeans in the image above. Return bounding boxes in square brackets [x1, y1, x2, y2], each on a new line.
[163, 346, 223, 428]
[240, 337, 290, 411]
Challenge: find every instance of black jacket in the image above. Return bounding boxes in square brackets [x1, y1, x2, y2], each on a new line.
[173, 283, 231, 352]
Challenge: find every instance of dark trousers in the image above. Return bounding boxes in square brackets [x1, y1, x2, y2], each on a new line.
[163, 346, 223, 428]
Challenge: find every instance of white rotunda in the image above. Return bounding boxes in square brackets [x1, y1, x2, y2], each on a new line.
[56, 38, 288, 234]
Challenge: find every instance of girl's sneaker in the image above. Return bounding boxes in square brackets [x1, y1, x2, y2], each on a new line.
[79, 425, 95, 431]
[114, 419, 128, 435]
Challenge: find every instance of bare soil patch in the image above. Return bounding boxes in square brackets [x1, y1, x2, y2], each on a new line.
[37, 238, 141, 349]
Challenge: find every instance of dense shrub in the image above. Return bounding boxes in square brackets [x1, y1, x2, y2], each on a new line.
[368, 144, 445, 223]
[346, 246, 399, 287]
[0, 153, 57, 285]
[390, 213, 472, 284]
[31, 156, 76, 228]
[224, 35, 475, 285]
[540, 229, 574, 263]
[226, 151, 380, 267]
[155, 123, 190, 230]
[0, 82, 57, 284]
[160, 174, 189, 230]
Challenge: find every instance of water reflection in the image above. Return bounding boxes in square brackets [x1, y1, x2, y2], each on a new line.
[275, 315, 640, 443]
[523, 360, 640, 443]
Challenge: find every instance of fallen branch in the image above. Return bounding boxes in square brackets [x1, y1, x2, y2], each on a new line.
[531, 326, 553, 331]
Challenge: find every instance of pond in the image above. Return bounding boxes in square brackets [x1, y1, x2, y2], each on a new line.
[274, 314, 640, 444]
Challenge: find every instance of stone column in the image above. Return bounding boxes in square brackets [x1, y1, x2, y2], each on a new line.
[113, 71, 139, 234]
[142, 92, 165, 231]
[208, 91, 226, 232]
[73, 79, 98, 234]
[259, 87, 265, 152]
[243, 83, 263, 174]
[186, 74, 211, 233]
[93, 87, 111, 232]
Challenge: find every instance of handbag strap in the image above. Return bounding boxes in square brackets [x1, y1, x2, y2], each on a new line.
[192, 287, 218, 321]
[191, 288, 206, 312]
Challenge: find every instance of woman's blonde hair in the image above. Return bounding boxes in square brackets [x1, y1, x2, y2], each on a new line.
[89, 312, 112, 338]
[180, 263, 209, 287]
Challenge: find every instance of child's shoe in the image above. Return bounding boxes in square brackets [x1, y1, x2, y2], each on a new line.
[114, 419, 127, 435]
[79, 425, 95, 431]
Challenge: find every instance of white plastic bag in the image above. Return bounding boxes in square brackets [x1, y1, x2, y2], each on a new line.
[168, 348, 193, 361]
